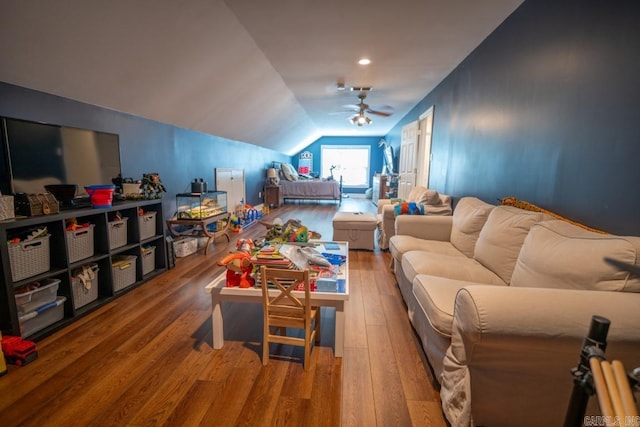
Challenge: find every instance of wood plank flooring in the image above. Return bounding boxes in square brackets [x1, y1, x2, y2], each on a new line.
[0, 197, 446, 426]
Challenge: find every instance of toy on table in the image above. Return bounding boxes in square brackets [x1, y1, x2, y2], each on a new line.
[260, 218, 321, 243]
[217, 238, 255, 288]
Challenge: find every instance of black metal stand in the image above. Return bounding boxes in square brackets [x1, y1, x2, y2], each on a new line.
[564, 315, 610, 427]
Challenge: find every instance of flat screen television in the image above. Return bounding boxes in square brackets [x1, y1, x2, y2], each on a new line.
[1, 117, 121, 197]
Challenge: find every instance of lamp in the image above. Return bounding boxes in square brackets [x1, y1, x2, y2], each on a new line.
[266, 167, 280, 185]
[350, 112, 372, 126]
[348, 92, 374, 126]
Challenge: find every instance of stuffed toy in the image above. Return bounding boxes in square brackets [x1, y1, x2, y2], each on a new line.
[217, 238, 255, 288]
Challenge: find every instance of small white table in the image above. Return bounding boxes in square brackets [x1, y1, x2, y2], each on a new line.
[205, 241, 350, 357]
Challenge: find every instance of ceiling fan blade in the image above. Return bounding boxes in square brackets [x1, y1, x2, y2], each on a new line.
[367, 109, 394, 117]
[341, 104, 361, 110]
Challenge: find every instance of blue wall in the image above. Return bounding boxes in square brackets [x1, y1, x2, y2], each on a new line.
[0, 82, 290, 219]
[385, 0, 640, 235]
[292, 136, 385, 194]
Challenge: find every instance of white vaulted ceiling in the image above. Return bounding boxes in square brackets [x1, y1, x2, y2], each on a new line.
[0, 0, 523, 155]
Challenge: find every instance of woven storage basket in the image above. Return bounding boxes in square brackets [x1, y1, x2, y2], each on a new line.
[71, 263, 99, 309]
[141, 246, 156, 276]
[175, 237, 197, 257]
[112, 255, 137, 292]
[8, 235, 51, 282]
[139, 212, 157, 240]
[66, 224, 95, 263]
[0, 195, 14, 221]
[108, 218, 128, 249]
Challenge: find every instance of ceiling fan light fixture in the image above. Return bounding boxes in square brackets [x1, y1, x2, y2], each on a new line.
[365, 117, 372, 125]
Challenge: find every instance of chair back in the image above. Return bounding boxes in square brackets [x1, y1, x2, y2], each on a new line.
[260, 266, 312, 325]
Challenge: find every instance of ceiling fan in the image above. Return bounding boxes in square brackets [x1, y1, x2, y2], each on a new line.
[333, 92, 394, 126]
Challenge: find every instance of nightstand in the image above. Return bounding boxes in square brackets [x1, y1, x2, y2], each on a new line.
[264, 185, 283, 208]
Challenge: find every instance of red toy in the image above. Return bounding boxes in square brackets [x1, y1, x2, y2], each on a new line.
[217, 239, 255, 288]
[1, 335, 38, 366]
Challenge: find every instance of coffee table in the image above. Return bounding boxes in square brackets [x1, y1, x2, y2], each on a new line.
[205, 241, 350, 357]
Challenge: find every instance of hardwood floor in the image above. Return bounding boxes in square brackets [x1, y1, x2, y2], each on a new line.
[0, 197, 446, 426]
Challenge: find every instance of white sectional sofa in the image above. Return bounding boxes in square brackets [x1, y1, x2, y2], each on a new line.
[377, 186, 452, 250]
[389, 197, 640, 426]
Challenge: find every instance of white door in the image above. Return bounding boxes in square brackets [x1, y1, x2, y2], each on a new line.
[417, 106, 434, 188]
[215, 168, 245, 214]
[398, 121, 419, 199]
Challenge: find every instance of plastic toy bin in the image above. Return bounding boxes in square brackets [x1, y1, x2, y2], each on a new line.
[8, 235, 51, 282]
[66, 224, 95, 263]
[19, 296, 66, 338]
[108, 218, 128, 250]
[174, 237, 197, 258]
[141, 246, 156, 276]
[112, 255, 137, 292]
[14, 278, 61, 314]
[71, 263, 99, 309]
[139, 212, 157, 240]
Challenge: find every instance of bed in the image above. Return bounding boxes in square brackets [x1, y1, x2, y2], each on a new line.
[280, 178, 342, 203]
[276, 162, 342, 204]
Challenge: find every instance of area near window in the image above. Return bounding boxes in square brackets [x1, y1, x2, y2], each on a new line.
[320, 145, 370, 188]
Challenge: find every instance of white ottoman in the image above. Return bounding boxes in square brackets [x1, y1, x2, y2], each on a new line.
[332, 211, 378, 250]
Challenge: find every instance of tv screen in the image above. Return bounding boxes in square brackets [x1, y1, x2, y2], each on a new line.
[2, 117, 121, 197]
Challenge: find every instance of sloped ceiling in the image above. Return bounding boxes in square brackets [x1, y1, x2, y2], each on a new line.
[0, 0, 522, 155]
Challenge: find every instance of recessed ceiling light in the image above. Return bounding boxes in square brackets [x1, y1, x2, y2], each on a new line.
[358, 58, 371, 65]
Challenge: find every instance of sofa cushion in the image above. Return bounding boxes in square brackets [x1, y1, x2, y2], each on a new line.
[450, 197, 495, 258]
[401, 250, 506, 286]
[389, 235, 465, 264]
[407, 186, 441, 205]
[412, 275, 505, 338]
[511, 220, 640, 292]
[474, 206, 551, 284]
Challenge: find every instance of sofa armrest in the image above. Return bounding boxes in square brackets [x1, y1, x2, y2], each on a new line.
[394, 215, 453, 241]
[377, 198, 392, 215]
[441, 286, 640, 427]
[453, 285, 640, 349]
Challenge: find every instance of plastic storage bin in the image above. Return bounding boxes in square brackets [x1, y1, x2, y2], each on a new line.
[139, 212, 157, 240]
[14, 278, 60, 314]
[8, 235, 51, 282]
[108, 218, 128, 250]
[141, 246, 156, 276]
[71, 263, 99, 309]
[19, 296, 66, 338]
[66, 224, 95, 263]
[112, 255, 137, 292]
[174, 237, 197, 258]
[84, 184, 115, 208]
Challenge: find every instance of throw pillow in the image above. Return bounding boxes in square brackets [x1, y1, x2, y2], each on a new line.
[394, 202, 425, 216]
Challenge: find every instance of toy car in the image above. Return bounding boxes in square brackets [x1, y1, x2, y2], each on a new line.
[1, 335, 38, 366]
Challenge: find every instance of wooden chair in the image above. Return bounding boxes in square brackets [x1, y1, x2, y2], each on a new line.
[260, 266, 321, 370]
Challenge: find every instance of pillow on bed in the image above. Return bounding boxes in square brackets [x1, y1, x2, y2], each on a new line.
[281, 163, 298, 181]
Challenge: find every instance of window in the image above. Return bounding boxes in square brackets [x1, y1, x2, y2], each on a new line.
[321, 145, 370, 188]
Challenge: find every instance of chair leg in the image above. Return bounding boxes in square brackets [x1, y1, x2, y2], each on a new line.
[263, 321, 269, 366]
[315, 309, 321, 344]
[304, 326, 311, 371]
